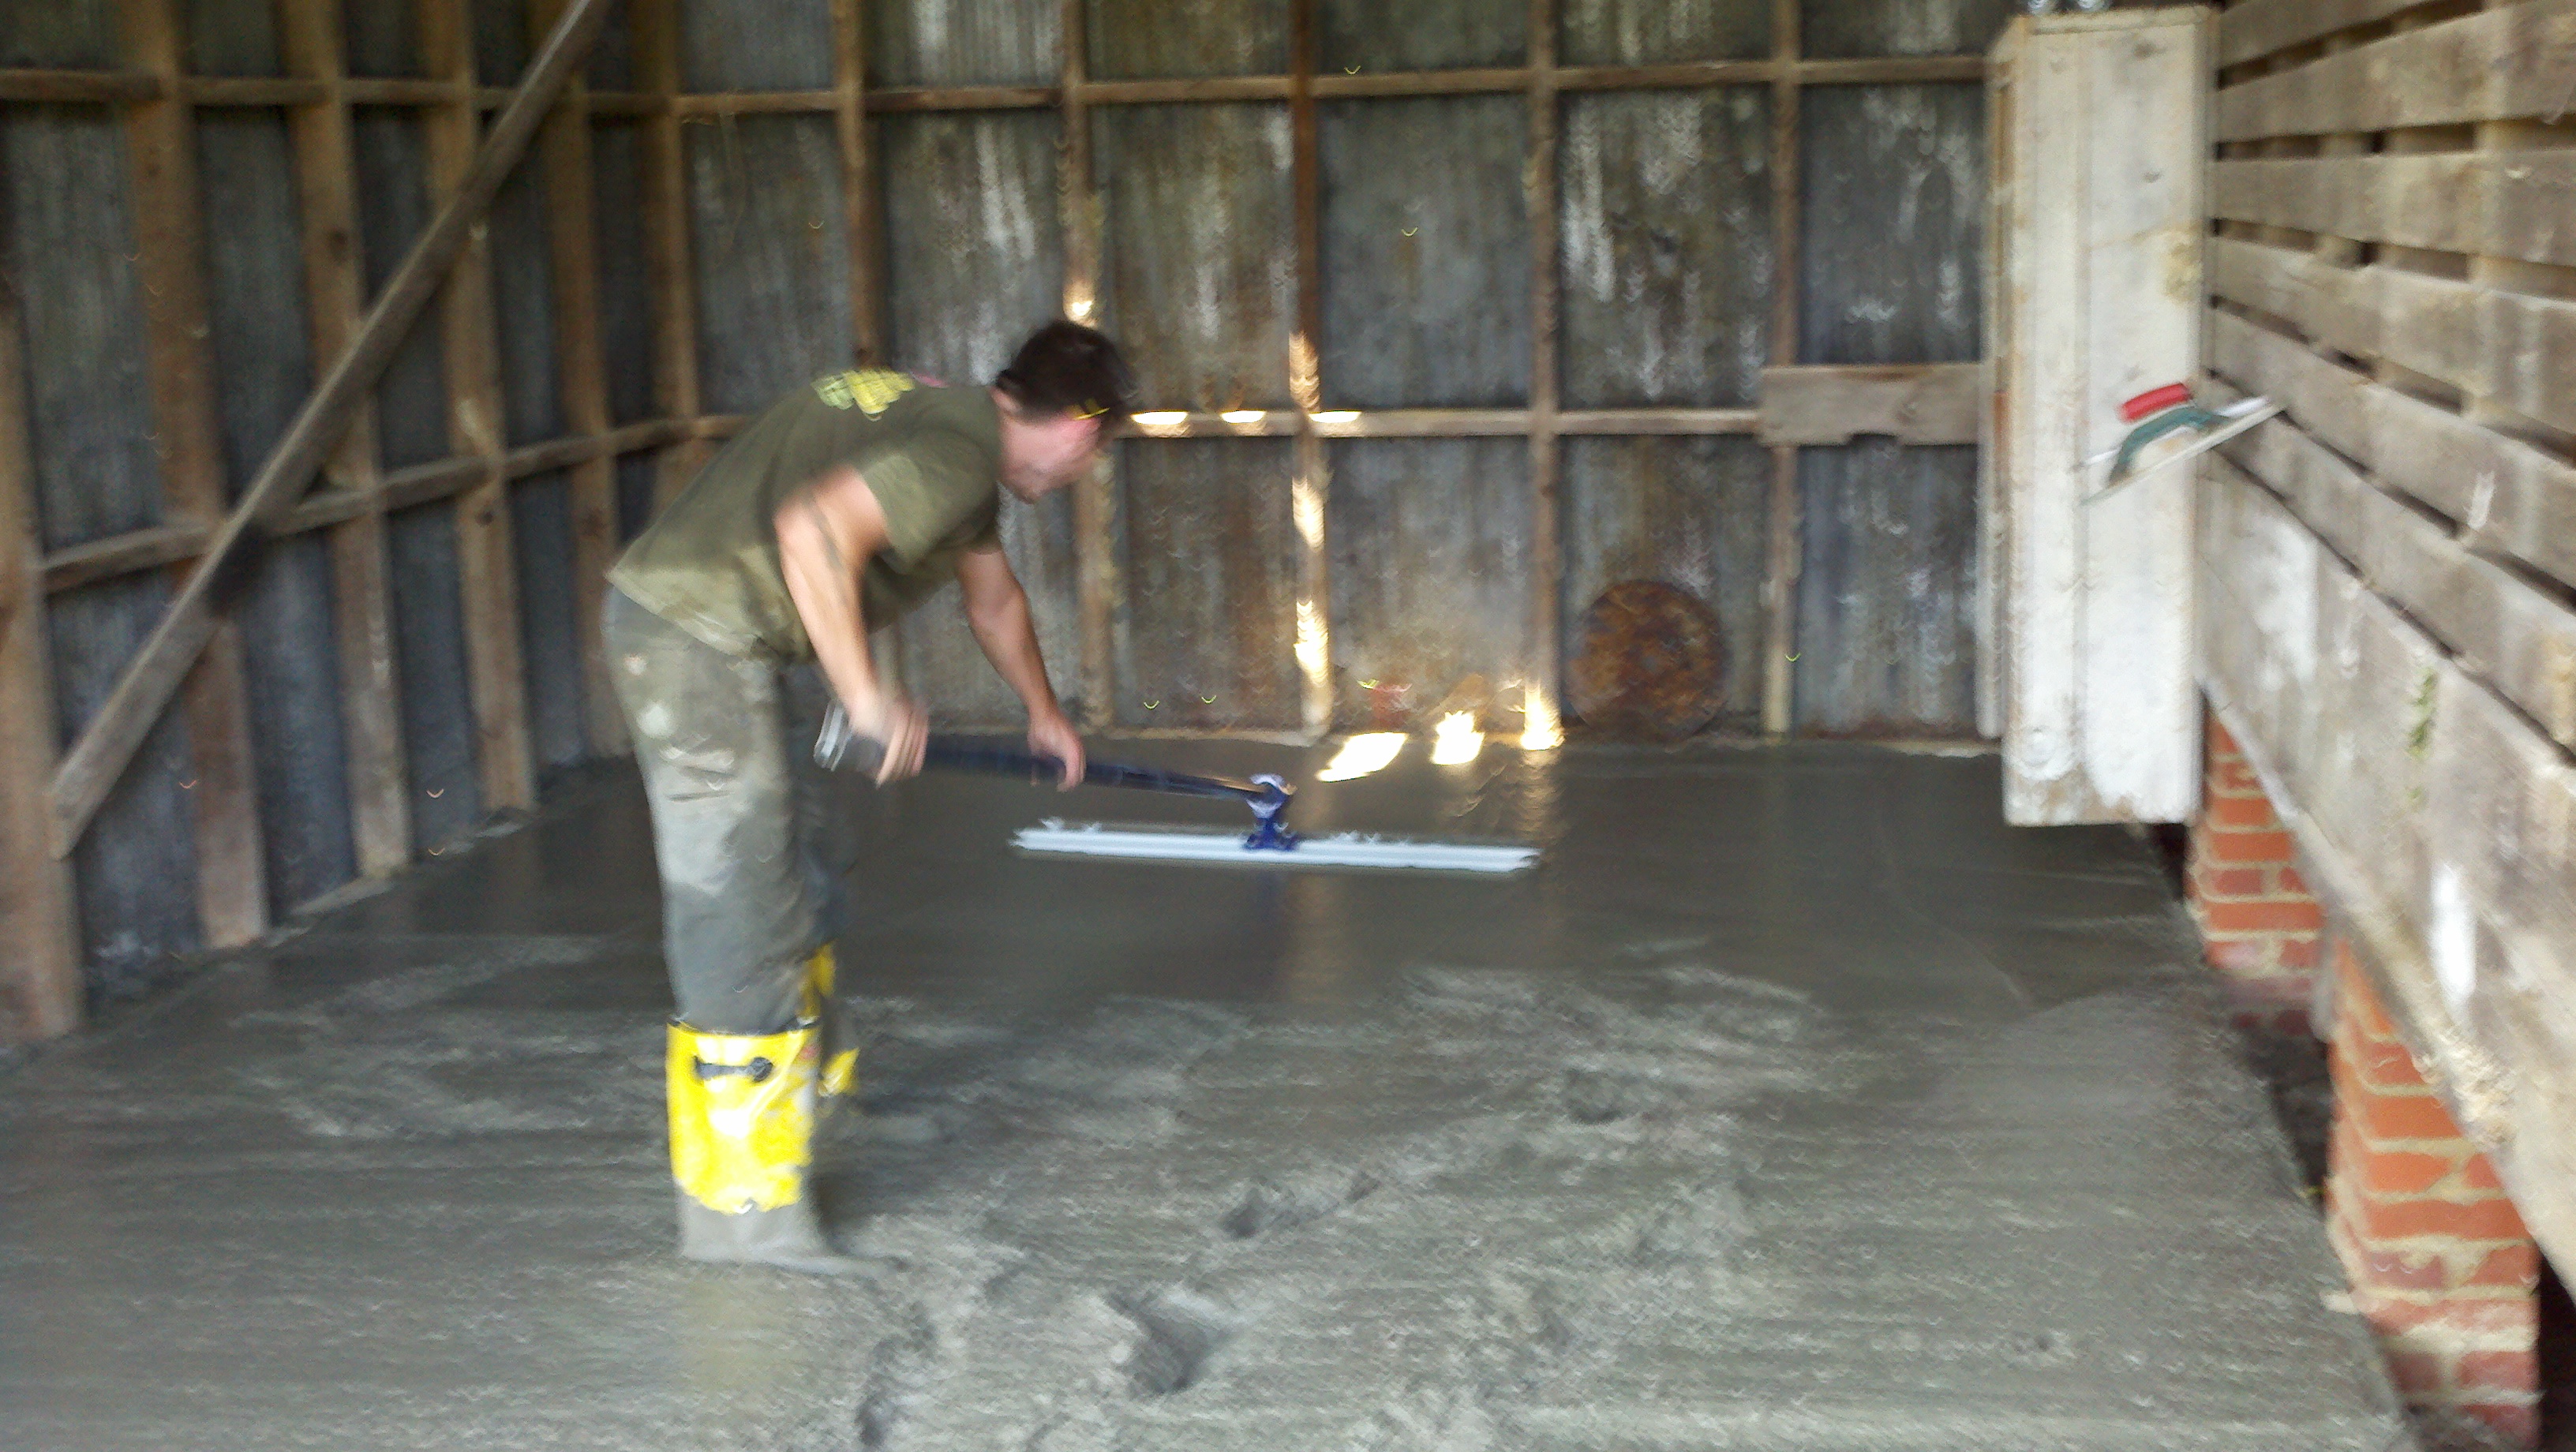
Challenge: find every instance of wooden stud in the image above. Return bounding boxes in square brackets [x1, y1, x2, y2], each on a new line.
[530, 0, 625, 756]
[420, 0, 535, 816]
[0, 267, 83, 1042]
[829, 0, 880, 365]
[43, 0, 605, 857]
[1760, 0, 1805, 739]
[1061, 0, 1118, 732]
[280, 0, 412, 877]
[1290, 0, 1332, 738]
[119, 0, 268, 945]
[633, 0, 710, 503]
[1522, 0, 1564, 749]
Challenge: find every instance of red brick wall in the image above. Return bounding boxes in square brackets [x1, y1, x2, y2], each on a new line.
[2327, 942, 2543, 1446]
[2187, 712, 2323, 1034]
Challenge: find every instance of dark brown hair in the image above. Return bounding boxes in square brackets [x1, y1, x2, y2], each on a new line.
[994, 320, 1136, 427]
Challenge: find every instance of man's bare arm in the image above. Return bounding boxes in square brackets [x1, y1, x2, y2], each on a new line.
[956, 544, 1084, 788]
[774, 466, 927, 781]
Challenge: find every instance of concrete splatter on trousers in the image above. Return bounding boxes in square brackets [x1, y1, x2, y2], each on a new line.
[603, 586, 854, 1036]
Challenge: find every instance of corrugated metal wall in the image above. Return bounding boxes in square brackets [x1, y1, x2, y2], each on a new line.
[2, 0, 2004, 1010]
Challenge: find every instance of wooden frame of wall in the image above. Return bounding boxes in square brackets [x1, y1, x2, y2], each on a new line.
[0, 1, 1991, 1042]
[2200, 0, 2576, 1270]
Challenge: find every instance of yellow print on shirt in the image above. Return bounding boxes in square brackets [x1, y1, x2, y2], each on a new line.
[814, 369, 915, 416]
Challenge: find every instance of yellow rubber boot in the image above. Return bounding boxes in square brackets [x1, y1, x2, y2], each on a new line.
[667, 1019, 859, 1273]
[801, 945, 860, 1105]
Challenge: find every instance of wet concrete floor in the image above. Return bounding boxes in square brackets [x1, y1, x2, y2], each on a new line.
[1, 741, 2411, 1450]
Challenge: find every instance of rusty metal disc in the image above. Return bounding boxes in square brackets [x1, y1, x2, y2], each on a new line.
[1565, 580, 1726, 741]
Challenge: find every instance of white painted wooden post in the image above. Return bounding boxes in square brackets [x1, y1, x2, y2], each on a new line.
[1986, 8, 2211, 825]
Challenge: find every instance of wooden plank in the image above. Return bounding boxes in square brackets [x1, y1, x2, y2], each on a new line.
[421, 0, 534, 814]
[1994, 9, 2207, 824]
[182, 75, 331, 104]
[1290, 0, 1331, 738]
[632, 0, 707, 506]
[42, 0, 607, 859]
[530, 0, 621, 755]
[0, 261, 83, 1042]
[2211, 238, 2576, 438]
[2197, 458, 2576, 1289]
[1525, 0, 1563, 747]
[2211, 152, 2576, 270]
[1977, 29, 2014, 739]
[2215, 387, 2576, 750]
[829, 0, 879, 365]
[2215, 0, 2576, 140]
[280, 0, 410, 877]
[120, 0, 268, 945]
[1763, 0, 1800, 739]
[2217, 0, 2440, 66]
[2208, 309, 2576, 596]
[1062, 0, 1115, 732]
[1758, 363, 1983, 445]
[0, 67, 160, 102]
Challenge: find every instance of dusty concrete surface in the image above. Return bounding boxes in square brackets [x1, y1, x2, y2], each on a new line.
[1, 742, 2411, 1450]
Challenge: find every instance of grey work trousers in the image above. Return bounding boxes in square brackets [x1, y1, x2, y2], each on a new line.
[604, 587, 854, 1036]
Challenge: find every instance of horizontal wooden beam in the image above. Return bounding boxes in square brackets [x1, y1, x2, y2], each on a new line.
[2210, 235, 2576, 438]
[2216, 0, 2447, 67]
[2213, 152, 2576, 271]
[41, 0, 611, 859]
[2215, 0, 2576, 140]
[0, 67, 160, 102]
[1758, 362, 1982, 445]
[40, 419, 690, 594]
[5, 53, 1993, 118]
[631, 54, 1991, 118]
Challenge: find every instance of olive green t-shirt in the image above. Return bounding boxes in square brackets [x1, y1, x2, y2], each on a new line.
[608, 370, 1002, 661]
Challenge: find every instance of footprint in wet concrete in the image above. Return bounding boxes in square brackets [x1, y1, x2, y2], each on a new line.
[1114, 1287, 1245, 1398]
[1401, 967, 1544, 1016]
[1349, 1383, 1498, 1450]
[1560, 1064, 1667, 1124]
[856, 1306, 940, 1450]
[1628, 1180, 1750, 1268]
[1220, 1168, 1380, 1240]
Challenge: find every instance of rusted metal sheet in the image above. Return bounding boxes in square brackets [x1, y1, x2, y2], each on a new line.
[1795, 441, 1978, 735]
[869, 0, 1060, 87]
[591, 119, 655, 424]
[186, 0, 282, 75]
[1089, 0, 1290, 80]
[1320, 0, 1524, 71]
[1563, 0, 1771, 65]
[900, 494, 1085, 728]
[350, 107, 451, 469]
[1561, 434, 1769, 731]
[0, 3, 118, 68]
[875, 109, 1079, 725]
[686, 114, 853, 412]
[1559, 88, 1773, 408]
[473, 0, 527, 81]
[1567, 580, 1728, 739]
[342, 1, 419, 77]
[48, 582, 203, 997]
[1, 101, 201, 991]
[1327, 438, 1533, 729]
[511, 469, 588, 769]
[1317, 95, 1528, 408]
[1803, 0, 2013, 59]
[1113, 438, 1300, 731]
[680, 0, 833, 90]
[200, 110, 359, 912]
[388, 500, 484, 848]
[488, 160, 562, 445]
[1799, 84, 1983, 365]
[1095, 103, 1294, 410]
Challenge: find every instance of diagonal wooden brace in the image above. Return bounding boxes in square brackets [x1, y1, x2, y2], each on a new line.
[43, 0, 612, 860]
